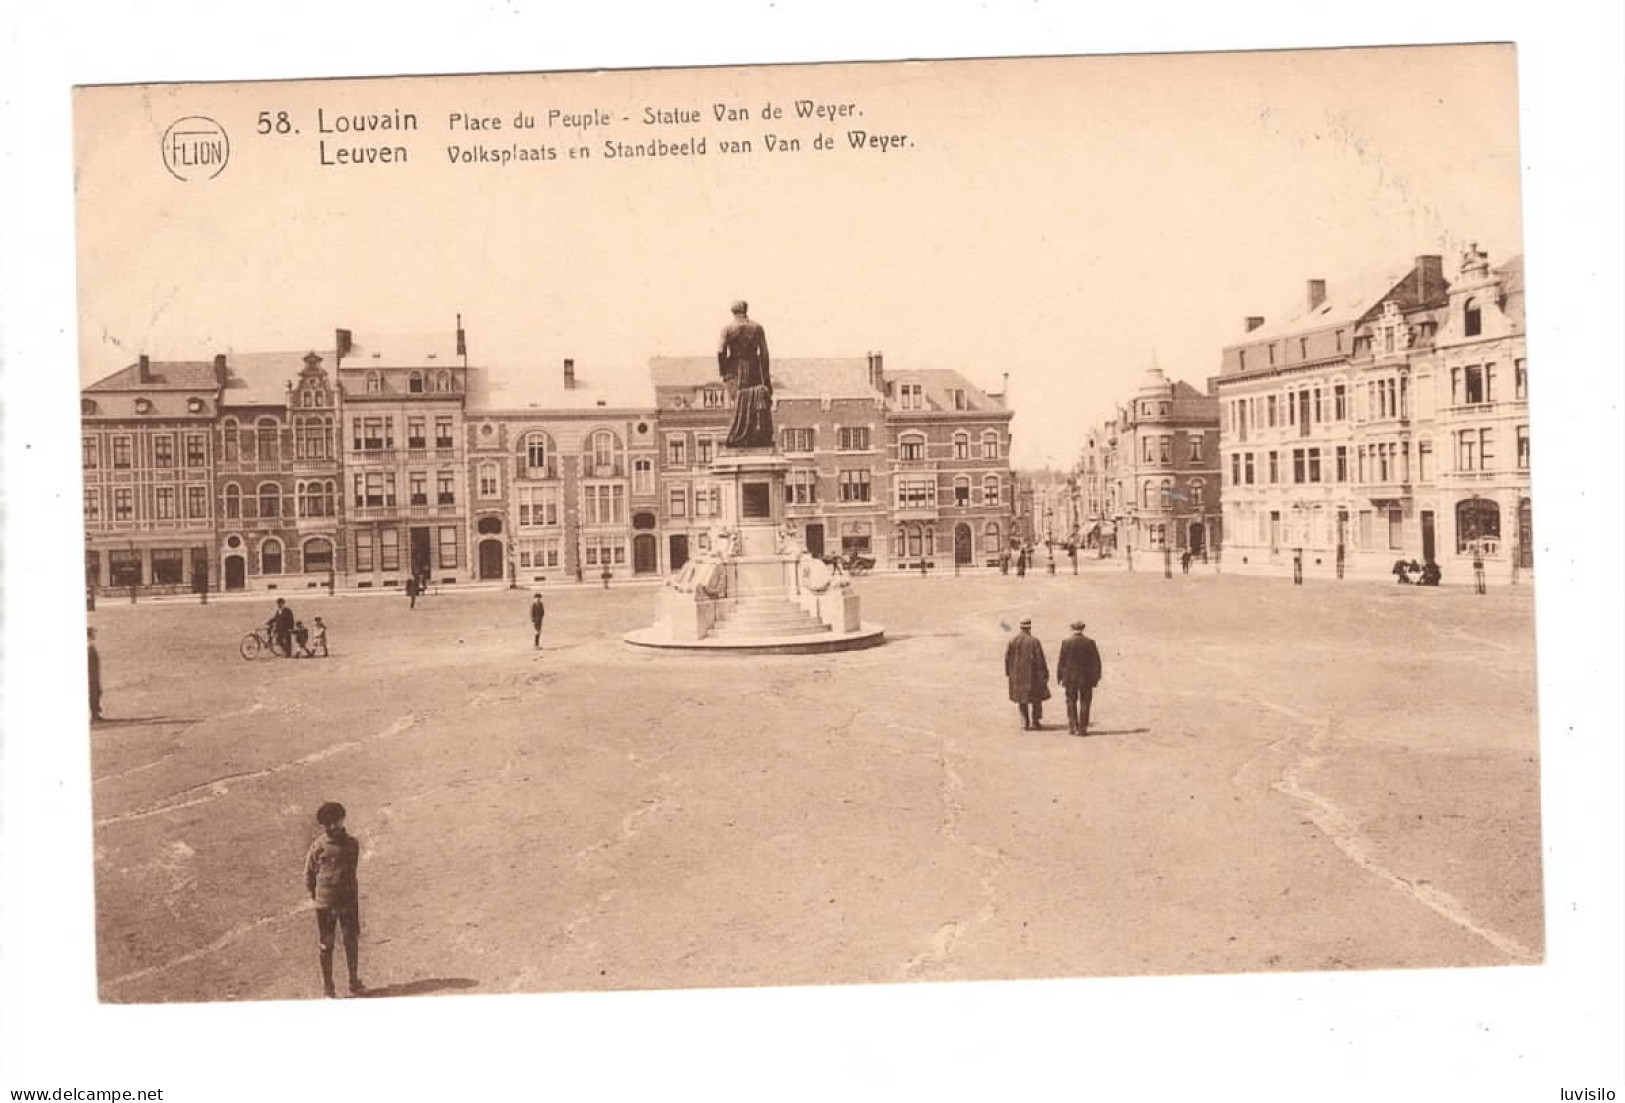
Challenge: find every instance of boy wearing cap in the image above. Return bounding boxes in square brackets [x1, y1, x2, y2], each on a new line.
[1056, 621, 1105, 736]
[304, 801, 364, 997]
[1004, 616, 1051, 731]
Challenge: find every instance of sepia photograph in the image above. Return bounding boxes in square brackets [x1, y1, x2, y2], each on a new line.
[4, 4, 1623, 1100]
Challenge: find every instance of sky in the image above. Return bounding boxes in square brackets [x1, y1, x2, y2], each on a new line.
[73, 46, 1523, 470]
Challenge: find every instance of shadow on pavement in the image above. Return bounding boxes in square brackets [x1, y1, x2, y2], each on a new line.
[357, 977, 479, 999]
[93, 716, 204, 728]
[1078, 728, 1152, 737]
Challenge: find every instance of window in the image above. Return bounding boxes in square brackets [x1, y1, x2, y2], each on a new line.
[1516, 425, 1530, 470]
[1143, 436, 1157, 464]
[478, 462, 500, 498]
[695, 483, 722, 518]
[409, 470, 428, 506]
[294, 419, 330, 460]
[362, 418, 388, 450]
[1230, 454, 1241, 486]
[667, 435, 688, 466]
[1335, 446, 1348, 483]
[1464, 297, 1481, 337]
[1308, 448, 1322, 483]
[304, 538, 335, 572]
[408, 417, 427, 449]
[187, 485, 208, 518]
[781, 428, 814, 454]
[633, 458, 653, 495]
[379, 529, 400, 571]
[786, 469, 818, 505]
[1188, 436, 1203, 462]
[1189, 479, 1205, 507]
[186, 434, 207, 466]
[1462, 365, 1484, 405]
[223, 483, 241, 519]
[583, 536, 627, 568]
[222, 419, 239, 462]
[583, 484, 625, 526]
[983, 476, 1000, 507]
[1457, 430, 1479, 471]
[983, 522, 1001, 554]
[113, 487, 134, 521]
[1333, 385, 1347, 421]
[358, 472, 395, 508]
[950, 388, 968, 411]
[257, 419, 278, 462]
[839, 469, 872, 502]
[1143, 481, 1155, 509]
[839, 426, 871, 451]
[150, 548, 185, 585]
[365, 372, 381, 394]
[701, 388, 725, 409]
[1243, 453, 1255, 485]
[696, 436, 714, 465]
[354, 533, 374, 572]
[261, 538, 284, 575]
[899, 383, 924, 410]
[899, 434, 926, 462]
[1418, 440, 1433, 482]
[1456, 498, 1501, 553]
[981, 432, 1000, 460]
[518, 486, 560, 528]
[1292, 449, 1305, 484]
[1266, 395, 1278, 428]
[1159, 480, 1173, 508]
[952, 433, 970, 460]
[1388, 510, 1404, 551]
[112, 436, 132, 468]
[1514, 359, 1527, 401]
[1480, 428, 1496, 471]
[409, 371, 425, 394]
[668, 486, 688, 517]
[435, 417, 454, 449]
[1159, 436, 1172, 464]
[84, 488, 101, 524]
[524, 433, 551, 474]
[953, 477, 971, 506]
[82, 436, 99, 468]
[437, 470, 455, 505]
[438, 526, 458, 569]
[897, 478, 936, 510]
[258, 482, 281, 518]
[1268, 451, 1279, 484]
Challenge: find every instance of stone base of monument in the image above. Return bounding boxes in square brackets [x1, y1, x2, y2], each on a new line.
[623, 448, 884, 654]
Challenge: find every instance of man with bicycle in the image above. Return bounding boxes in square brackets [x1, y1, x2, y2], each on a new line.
[268, 597, 295, 658]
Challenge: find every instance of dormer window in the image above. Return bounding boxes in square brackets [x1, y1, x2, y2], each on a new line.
[409, 371, 425, 393]
[1464, 297, 1482, 338]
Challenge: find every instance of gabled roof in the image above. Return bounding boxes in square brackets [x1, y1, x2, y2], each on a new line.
[885, 368, 1004, 413]
[464, 365, 655, 412]
[222, 351, 330, 407]
[1229, 271, 1405, 347]
[649, 356, 880, 401]
[84, 361, 219, 392]
[335, 332, 464, 371]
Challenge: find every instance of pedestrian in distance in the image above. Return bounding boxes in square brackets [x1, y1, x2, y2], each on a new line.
[530, 592, 546, 648]
[1016, 547, 1027, 578]
[268, 597, 295, 657]
[309, 616, 329, 657]
[1473, 548, 1487, 595]
[292, 620, 312, 657]
[87, 626, 103, 721]
[1181, 549, 1192, 575]
[1004, 616, 1051, 731]
[1292, 548, 1304, 586]
[304, 801, 364, 998]
[405, 574, 419, 610]
[1056, 620, 1104, 736]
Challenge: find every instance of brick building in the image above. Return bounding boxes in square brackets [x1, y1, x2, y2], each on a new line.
[1108, 367, 1221, 557]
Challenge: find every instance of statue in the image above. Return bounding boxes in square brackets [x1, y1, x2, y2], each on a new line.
[718, 300, 773, 448]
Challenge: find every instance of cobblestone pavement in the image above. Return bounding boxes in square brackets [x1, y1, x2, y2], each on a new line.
[85, 571, 1542, 1003]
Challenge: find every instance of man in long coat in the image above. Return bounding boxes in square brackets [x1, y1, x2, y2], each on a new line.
[1004, 616, 1050, 731]
[718, 300, 773, 448]
[1056, 620, 1104, 736]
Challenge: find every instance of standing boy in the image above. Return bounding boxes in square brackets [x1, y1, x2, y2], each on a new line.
[530, 593, 546, 649]
[304, 801, 364, 997]
[309, 616, 329, 657]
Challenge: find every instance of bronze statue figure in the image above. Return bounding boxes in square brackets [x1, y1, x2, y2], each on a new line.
[718, 300, 773, 448]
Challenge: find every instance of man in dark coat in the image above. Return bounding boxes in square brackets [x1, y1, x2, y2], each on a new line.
[718, 300, 773, 448]
[87, 626, 102, 721]
[529, 592, 546, 648]
[268, 598, 295, 657]
[1004, 616, 1050, 731]
[1056, 620, 1104, 736]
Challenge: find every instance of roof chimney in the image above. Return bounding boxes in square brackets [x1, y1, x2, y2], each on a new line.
[138, 354, 152, 383]
[1307, 279, 1327, 311]
[214, 353, 228, 386]
[563, 358, 576, 390]
[456, 314, 467, 364]
[868, 350, 885, 394]
[1414, 254, 1444, 302]
[1245, 316, 1266, 332]
[335, 328, 353, 364]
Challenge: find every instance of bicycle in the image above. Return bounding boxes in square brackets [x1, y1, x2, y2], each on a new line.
[240, 625, 283, 660]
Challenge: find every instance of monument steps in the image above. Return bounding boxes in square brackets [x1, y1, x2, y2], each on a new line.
[709, 595, 831, 639]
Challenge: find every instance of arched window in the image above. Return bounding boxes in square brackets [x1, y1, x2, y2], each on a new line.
[477, 461, 500, 498]
[894, 526, 907, 559]
[256, 418, 279, 463]
[899, 433, 926, 462]
[408, 371, 425, 394]
[983, 476, 1001, 507]
[1142, 481, 1155, 509]
[260, 538, 284, 575]
[222, 418, 240, 462]
[1463, 297, 1482, 338]
[1456, 498, 1501, 554]
[953, 432, 970, 460]
[1160, 478, 1174, 508]
[587, 429, 621, 475]
[302, 537, 334, 572]
[365, 372, 382, 394]
[1188, 478, 1206, 507]
[522, 432, 551, 474]
[984, 521, 1001, 552]
[222, 482, 241, 520]
[981, 431, 1000, 459]
[258, 481, 281, 519]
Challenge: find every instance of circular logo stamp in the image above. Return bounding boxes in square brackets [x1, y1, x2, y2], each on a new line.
[161, 116, 230, 181]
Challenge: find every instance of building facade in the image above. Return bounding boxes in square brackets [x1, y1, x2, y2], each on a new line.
[1102, 368, 1221, 557]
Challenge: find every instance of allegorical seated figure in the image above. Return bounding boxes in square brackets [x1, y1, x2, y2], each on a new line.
[718, 300, 773, 449]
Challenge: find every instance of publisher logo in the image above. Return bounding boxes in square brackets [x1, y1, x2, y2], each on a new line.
[161, 116, 230, 181]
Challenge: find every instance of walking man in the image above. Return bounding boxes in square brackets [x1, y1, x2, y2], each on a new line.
[87, 626, 102, 721]
[1056, 620, 1104, 736]
[1004, 617, 1051, 731]
[406, 574, 419, 610]
[530, 592, 546, 648]
[304, 801, 364, 998]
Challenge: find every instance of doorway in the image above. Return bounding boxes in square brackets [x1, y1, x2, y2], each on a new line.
[954, 523, 972, 565]
[478, 539, 504, 580]
[669, 534, 689, 572]
[410, 527, 432, 577]
[1187, 522, 1205, 557]
[805, 523, 825, 559]
[1421, 510, 1436, 563]
[224, 555, 246, 590]
[633, 533, 658, 574]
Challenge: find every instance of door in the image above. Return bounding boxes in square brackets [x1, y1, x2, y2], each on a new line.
[410, 527, 432, 576]
[633, 533, 657, 574]
[1188, 522, 1205, 556]
[1421, 510, 1436, 563]
[804, 523, 825, 559]
[669, 534, 689, 571]
[954, 523, 972, 565]
[478, 538, 504, 580]
[224, 556, 246, 590]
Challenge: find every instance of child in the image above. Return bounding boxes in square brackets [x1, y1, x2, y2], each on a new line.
[304, 801, 364, 997]
[293, 620, 312, 657]
[309, 616, 329, 657]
